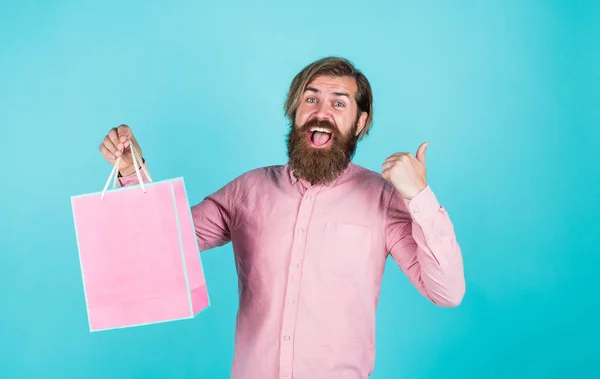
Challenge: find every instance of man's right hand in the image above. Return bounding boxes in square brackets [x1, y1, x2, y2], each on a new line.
[99, 124, 143, 177]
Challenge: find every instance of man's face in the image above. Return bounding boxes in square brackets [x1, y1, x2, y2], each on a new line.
[286, 75, 367, 185]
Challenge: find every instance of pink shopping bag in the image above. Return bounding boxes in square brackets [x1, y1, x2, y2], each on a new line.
[70, 146, 209, 332]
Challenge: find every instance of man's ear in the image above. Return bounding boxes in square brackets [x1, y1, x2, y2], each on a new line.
[355, 111, 368, 137]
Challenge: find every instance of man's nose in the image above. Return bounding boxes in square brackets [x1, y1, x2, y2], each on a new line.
[313, 102, 333, 123]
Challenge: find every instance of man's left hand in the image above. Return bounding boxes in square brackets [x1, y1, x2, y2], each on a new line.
[381, 142, 429, 200]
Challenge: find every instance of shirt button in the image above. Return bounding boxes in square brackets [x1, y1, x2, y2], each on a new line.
[294, 263, 300, 269]
[306, 195, 312, 200]
[298, 228, 304, 234]
[288, 299, 295, 305]
[413, 207, 420, 213]
[284, 335, 291, 341]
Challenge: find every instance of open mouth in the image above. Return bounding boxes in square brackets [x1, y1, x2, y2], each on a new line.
[307, 127, 333, 148]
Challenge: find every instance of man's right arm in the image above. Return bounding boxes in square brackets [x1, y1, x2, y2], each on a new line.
[190, 182, 237, 252]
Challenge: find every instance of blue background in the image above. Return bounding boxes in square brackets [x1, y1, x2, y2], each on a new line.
[1, 1, 599, 378]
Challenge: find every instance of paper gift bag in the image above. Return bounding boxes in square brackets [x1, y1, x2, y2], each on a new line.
[70, 144, 209, 331]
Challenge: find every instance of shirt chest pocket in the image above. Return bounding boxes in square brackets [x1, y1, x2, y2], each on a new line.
[319, 222, 372, 278]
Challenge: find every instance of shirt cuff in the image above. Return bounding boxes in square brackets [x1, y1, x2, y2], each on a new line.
[402, 185, 444, 224]
[117, 162, 150, 187]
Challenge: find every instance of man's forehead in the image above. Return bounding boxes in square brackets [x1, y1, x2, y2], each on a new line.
[304, 75, 357, 95]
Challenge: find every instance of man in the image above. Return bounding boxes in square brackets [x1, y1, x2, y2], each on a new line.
[100, 57, 465, 378]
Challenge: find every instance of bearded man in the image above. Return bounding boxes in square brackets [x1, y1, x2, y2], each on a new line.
[99, 56, 465, 379]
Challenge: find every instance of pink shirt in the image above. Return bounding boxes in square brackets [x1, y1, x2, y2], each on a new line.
[120, 162, 465, 378]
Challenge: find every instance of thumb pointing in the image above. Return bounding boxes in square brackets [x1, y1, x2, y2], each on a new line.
[416, 142, 428, 165]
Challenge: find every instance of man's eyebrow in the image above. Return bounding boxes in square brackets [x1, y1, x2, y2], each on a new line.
[304, 87, 350, 99]
[332, 91, 350, 99]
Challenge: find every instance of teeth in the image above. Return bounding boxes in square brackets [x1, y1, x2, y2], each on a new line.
[309, 127, 332, 133]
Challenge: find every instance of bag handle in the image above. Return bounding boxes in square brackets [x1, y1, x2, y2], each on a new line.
[101, 140, 153, 199]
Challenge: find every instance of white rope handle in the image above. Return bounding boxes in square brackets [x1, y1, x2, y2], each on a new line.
[100, 140, 152, 199]
[101, 157, 121, 199]
[112, 158, 120, 189]
[131, 142, 153, 182]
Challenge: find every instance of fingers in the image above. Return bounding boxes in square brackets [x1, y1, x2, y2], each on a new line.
[381, 167, 397, 183]
[118, 124, 132, 143]
[113, 124, 136, 155]
[383, 153, 410, 166]
[100, 124, 135, 163]
[112, 125, 132, 152]
[104, 128, 120, 157]
[387, 152, 411, 160]
[381, 152, 415, 174]
[381, 161, 394, 171]
[108, 128, 119, 146]
[100, 139, 117, 162]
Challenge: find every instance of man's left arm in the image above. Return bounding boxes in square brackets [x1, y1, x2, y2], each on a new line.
[385, 184, 465, 307]
[382, 142, 465, 307]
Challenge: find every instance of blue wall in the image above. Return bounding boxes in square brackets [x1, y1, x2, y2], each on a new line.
[1, 1, 599, 377]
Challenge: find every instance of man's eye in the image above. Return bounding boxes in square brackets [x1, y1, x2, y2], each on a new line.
[334, 101, 344, 107]
[307, 98, 317, 103]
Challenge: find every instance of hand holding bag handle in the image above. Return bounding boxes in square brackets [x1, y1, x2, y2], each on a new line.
[101, 140, 153, 199]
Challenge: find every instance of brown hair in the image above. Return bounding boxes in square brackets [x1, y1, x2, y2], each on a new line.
[284, 56, 373, 140]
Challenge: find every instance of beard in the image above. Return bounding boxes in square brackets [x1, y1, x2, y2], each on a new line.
[286, 118, 358, 185]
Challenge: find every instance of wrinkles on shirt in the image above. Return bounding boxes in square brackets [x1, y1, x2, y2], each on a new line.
[173, 163, 465, 377]
[294, 340, 373, 378]
[385, 184, 465, 307]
